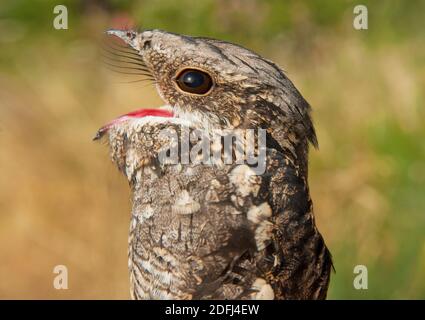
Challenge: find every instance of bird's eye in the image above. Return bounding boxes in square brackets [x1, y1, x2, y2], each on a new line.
[175, 69, 213, 95]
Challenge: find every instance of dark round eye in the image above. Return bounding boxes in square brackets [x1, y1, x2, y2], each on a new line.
[175, 69, 213, 95]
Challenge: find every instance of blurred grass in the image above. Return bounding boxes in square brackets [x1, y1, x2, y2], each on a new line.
[0, 0, 424, 299]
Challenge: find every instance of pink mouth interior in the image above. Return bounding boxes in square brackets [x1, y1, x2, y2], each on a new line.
[94, 108, 174, 140]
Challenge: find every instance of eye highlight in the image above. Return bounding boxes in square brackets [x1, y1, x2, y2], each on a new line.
[175, 69, 213, 95]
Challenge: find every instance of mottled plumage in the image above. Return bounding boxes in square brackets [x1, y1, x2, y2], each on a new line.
[96, 29, 332, 300]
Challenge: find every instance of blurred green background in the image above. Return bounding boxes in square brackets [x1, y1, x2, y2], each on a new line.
[0, 0, 424, 299]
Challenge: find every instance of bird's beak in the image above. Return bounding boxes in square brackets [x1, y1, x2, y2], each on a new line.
[106, 29, 140, 51]
[94, 29, 174, 141]
[95, 29, 176, 141]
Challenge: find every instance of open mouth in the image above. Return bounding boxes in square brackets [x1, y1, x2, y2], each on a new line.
[93, 107, 174, 141]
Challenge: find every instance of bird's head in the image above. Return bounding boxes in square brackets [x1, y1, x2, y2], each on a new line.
[97, 29, 317, 166]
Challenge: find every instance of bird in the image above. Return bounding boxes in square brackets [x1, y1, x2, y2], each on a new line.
[95, 29, 333, 300]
